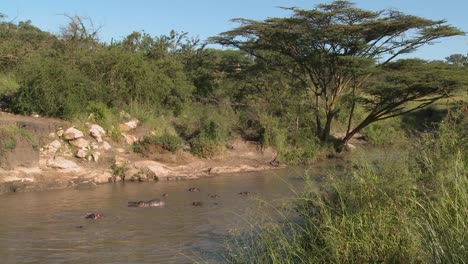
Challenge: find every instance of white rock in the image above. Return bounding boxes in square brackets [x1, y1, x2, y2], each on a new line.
[92, 171, 113, 184]
[91, 142, 99, 150]
[48, 132, 56, 139]
[64, 127, 84, 140]
[92, 151, 101, 162]
[69, 138, 90, 148]
[3, 176, 34, 182]
[114, 156, 129, 166]
[116, 148, 126, 153]
[75, 149, 87, 158]
[56, 129, 64, 137]
[118, 118, 140, 132]
[47, 157, 81, 171]
[100, 141, 112, 151]
[122, 134, 138, 145]
[133, 160, 170, 180]
[45, 140, 62, 154]
[89, 124, 106, 142]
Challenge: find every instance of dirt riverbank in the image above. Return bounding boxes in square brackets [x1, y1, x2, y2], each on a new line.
[0, 112, 283, 194]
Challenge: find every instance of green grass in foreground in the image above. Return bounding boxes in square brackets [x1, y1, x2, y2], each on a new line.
[225, 113, 467, 264]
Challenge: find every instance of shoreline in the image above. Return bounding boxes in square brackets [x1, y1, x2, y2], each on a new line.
[0, 112, 284, 194]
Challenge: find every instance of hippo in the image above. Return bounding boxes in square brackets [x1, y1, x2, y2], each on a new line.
[85, 212, 102, 219]
[188, 187, 200, 192]
[192, 201, 203, 206]
[209, 194, 220, 198]
[161, 193, 169, 197]
[128, 199, 165, 208]
[238, 191, 250, 195]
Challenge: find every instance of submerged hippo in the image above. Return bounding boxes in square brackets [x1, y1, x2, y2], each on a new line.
[128, 199, 165, 208]
[188, 187, 200, 192]
[85, 212, 102, 219]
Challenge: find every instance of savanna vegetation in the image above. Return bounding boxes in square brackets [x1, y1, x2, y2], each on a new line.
[0, 1, 467, 262]
[1, 1, 466, 160]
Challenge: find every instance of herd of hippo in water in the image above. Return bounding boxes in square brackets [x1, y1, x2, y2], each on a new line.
[83, 187, 251, 220]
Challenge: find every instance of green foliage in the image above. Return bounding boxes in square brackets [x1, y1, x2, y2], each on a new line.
[281, 135, 321, 165]
[190, 133, 223, 158]
[361, 117, 406, 145]
[0, 73, 19, 98]
[226, 114, 467, 263]
[143, 133, 184, 153]
[172, 102, 237, 157]
[0, 125, 38, 153]
[213, 0, 463, 145]
[0, 127, 17, 152]
[189, 118, 230, 158]
[13, 55, 96, 118]
[81, 101, 119, 130]
[111, 162, 128, 181]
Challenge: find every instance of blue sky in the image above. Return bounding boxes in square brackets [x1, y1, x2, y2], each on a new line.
[2, 0, 467, 60]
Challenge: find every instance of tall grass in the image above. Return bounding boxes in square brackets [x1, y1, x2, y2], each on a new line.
[225, 115, 467, 263]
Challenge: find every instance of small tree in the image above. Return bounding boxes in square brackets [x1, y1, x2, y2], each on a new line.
[211, 0, 464, 150]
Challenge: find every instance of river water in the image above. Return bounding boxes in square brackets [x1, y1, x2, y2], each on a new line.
[0, 165, 338, 263]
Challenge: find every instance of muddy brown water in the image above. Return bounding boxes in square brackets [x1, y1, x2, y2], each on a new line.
[0, 166, 338, 263]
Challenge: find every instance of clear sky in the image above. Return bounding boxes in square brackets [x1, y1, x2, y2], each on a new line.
[2, 0, 467, 60]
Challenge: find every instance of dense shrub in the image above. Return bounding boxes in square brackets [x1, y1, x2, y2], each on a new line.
[145, 133, 184, 153]
[12, 55, 96, 118]
[226, 115, 467, 263]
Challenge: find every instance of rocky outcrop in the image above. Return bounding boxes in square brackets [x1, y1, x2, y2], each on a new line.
[46, 157, 81, 172]
[69, 138, 90, 148]
[133, 160, 171, 181]
[64, 127, 84, 140]
[89, 124, 105, 143]
[119, 118, 139, 132]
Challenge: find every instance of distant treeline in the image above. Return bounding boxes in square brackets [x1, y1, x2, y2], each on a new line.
[0, 9, 466, 161]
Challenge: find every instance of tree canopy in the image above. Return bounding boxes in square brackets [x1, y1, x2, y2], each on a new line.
[211, 0, 464, 148]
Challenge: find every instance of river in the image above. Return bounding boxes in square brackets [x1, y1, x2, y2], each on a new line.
[0, 165, 339, 263]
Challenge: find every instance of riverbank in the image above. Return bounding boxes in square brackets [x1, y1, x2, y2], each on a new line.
[0, 112, 286, 194]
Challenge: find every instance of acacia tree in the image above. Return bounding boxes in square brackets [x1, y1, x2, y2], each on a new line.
[211, 0, 463, 149]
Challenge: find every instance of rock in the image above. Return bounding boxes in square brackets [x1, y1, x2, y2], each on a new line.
[56, 128, 64, 137]
[48, 132, 56, 139]
[91, 142, 99, 150]
[89, 124, 106, 142]
[69, 138, 90, 148]
[47, 157, 80, 171]
[114, 156, 129, 166]
[118, 118, 140, 132]
[92, 171, 113, 184]
[64, 127, 84, 140]
[124, 167, 140, 181]
[2, 176, 34, 183]
[133, 160, 170, 181]
[92, 151, 101, 162]
[75, 149, 87, 158]
[122, 134, 138, 145]
[100, 141, 112, 151]
[45, 140, 61, 154]
[346, 143, 357, 151]
[115, 148, 125, 153]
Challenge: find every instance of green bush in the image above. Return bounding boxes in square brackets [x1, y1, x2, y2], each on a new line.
[190, 134, 223, 158]
[361, 116, 406, 145]
[143, 133, 184, 153]
[0, 125, 38, 154]
[12, 55, 97, 118]
[0, 73, 19, 98]
[226, 114, 468, 263]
